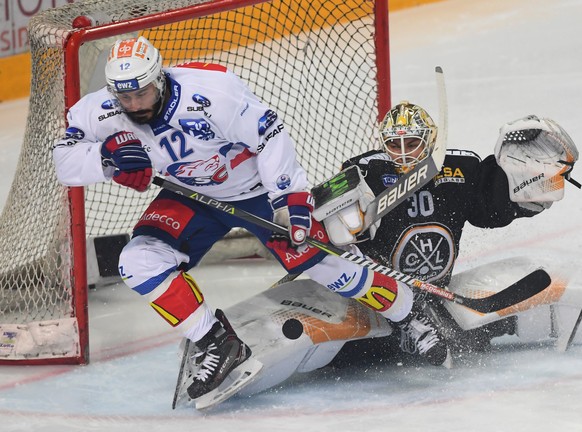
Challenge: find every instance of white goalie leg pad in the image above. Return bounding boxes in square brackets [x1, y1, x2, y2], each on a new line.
[495, 115, 579, 206]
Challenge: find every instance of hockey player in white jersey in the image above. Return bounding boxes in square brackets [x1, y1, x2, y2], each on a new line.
[52, 36, 432, 407]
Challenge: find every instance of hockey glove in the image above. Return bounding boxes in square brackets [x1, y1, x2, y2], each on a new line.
[267, 191, 314, 253]
[495, 115, 579, 212]
[312, 165, 380, 246]
[112, 169, 153, 192]
[100, 131, 153, 192]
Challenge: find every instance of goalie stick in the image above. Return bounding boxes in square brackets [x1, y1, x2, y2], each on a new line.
[152, 175, 551, 314]
[362, 66, 448, 228]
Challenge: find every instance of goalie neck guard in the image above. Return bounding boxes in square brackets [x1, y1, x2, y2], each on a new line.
[379, 101, 438, 174]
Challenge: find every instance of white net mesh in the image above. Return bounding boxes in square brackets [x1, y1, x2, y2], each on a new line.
[0, 0, 383, 362]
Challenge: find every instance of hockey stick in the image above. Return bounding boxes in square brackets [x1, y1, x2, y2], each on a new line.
[269, 272, 301, 289]
[363, 66, 448, 227]
[152, 175, 551, 313]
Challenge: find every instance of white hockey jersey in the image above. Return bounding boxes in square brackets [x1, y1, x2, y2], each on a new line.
[53, 63, 309, 201]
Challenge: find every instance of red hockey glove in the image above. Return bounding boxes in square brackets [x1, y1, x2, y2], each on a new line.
[113, 168, 153, 192]
[267, 191, 314, 253]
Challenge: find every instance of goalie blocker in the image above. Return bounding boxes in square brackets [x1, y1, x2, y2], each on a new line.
[312, 165, 380, 246]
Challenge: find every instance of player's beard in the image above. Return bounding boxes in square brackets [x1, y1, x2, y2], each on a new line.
[126, 109, 156, 124]
[125, 95, 164, 125]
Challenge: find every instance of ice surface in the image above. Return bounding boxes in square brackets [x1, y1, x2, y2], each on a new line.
[1, 0, 582, 430]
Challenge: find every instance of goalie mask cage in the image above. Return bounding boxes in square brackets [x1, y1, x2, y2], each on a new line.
[0, 0, 390, 364]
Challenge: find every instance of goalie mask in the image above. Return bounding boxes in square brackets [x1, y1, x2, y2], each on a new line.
[379, 101, 438, 173]
[105, 36, 166, 107]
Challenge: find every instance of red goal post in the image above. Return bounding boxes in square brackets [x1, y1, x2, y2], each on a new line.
[0, 0, 391, 364]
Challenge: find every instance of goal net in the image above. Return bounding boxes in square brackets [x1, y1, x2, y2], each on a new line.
[0, 0, 390, 364]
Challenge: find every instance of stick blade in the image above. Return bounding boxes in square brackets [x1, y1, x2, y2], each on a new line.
[463, 269, 552, 313]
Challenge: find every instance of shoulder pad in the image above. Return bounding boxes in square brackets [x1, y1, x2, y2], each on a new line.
[446, 149, 482, 162]
[343, 149, 387, 169]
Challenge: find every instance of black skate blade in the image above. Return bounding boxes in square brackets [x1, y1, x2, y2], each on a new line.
[172, 338, 194, 410]
[194, 358, 263, 410]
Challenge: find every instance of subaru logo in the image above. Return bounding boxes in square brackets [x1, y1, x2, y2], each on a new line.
[64, 127, 85, 140]
[101, 99, 120, 110]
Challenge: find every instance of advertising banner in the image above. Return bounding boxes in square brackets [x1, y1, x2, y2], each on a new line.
[1, 0, 74, 57]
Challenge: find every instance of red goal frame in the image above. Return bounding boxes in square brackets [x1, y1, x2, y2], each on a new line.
[54, 0, 390, 365]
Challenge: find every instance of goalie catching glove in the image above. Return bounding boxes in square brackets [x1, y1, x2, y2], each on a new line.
[495, 115, 579, 212]
[101, 131, 153, 192]
[268, 191, 314, 253]
[312, 165, 380, 246]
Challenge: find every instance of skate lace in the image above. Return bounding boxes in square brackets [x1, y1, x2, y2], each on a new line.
[192, 343, 221, 382]
[399, 315, 440, 355]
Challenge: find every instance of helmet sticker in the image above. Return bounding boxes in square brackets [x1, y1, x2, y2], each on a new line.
[114, 78, 140, 92]
[105, 36, 164, 99]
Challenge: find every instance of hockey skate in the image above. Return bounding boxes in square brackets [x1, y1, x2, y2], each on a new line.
[395, 303, 449, 367]
[172, 309, 262, 410]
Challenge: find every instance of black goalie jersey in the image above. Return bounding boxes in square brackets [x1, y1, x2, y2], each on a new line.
[343, 149, 537, 287]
